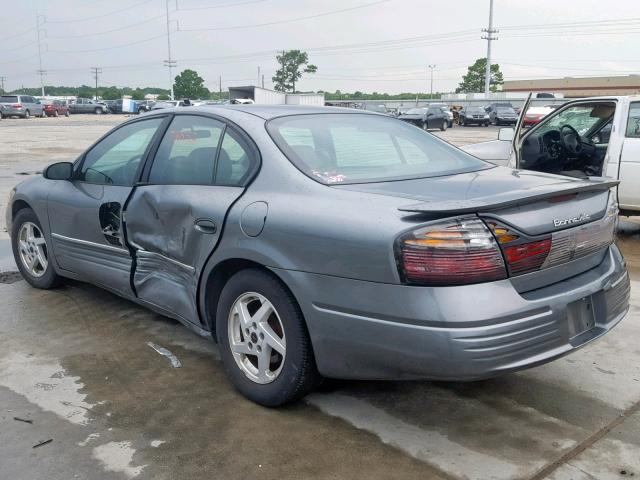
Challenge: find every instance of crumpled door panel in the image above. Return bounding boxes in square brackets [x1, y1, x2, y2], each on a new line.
[125, 184, 244, 325]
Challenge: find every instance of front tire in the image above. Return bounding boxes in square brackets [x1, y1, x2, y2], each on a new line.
[216, 268, 320, 407]
[440, 120, 448, 131]
[11, 208, 61, 289]
[95, 107, 102, 115]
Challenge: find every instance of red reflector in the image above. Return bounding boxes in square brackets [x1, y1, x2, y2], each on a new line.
[12, 104, 22, 108]
[503, 239, 551, 274]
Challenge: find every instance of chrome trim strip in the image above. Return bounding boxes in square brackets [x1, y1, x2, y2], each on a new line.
[51, 233, 129, 255]
[136, 249, 195, 272]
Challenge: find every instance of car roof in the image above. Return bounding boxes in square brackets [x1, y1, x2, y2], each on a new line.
[190, 104, 377, 120]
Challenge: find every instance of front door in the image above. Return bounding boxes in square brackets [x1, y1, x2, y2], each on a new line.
[47, 116, 166, 296]
[125, 113, 259, 325]
[618, 101, 640, 209]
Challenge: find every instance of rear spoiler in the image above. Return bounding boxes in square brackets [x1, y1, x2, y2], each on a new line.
[398, 177, 619, 214]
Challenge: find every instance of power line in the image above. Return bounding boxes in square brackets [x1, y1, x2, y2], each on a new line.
[177, 0, 270, 11]
[178, 0, 390, 32]
[0, 26, 36, 42]
[46, 14, 166, 39]
[48, 33, 167, 53]
[45, 0, 156, 23]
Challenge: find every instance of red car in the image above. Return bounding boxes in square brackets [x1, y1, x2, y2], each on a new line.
[42, 100, 70, 117]
[522, 105, 557, 127]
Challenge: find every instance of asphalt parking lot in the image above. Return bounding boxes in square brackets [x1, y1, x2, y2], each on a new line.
[1, 115, 639, 480]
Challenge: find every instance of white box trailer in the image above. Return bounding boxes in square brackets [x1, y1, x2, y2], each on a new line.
[285, 93, 325, 106]
[229, 86, 286, 104]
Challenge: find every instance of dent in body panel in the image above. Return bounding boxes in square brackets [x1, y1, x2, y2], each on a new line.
[125, 184, 245, 326]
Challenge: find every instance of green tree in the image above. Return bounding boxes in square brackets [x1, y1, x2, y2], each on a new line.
[272, 50, 317, 93]
[131, 89, 145, 100]
[173, 69, 209, 99]
[157, 94, 170, 100]
[456, 58, 503, 93]
[101, 87, 121, 100]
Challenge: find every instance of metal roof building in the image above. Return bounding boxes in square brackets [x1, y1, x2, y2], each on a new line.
[502, 75, 640, 97]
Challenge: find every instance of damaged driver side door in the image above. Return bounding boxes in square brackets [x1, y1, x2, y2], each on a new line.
[124, 113, 259, 326]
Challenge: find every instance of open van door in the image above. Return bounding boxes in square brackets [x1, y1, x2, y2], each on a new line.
[513, 93, 532, 168]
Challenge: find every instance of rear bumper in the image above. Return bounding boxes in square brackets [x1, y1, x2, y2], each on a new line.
[274, 245, 629, 380]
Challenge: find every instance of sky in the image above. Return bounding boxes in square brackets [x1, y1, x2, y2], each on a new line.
[1, 0, 639, 94]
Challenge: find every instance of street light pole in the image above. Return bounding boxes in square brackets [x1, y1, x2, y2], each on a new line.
[482, 0, 498, 97]
[427, 65, 435, 98]
[164, 0, 176, 100]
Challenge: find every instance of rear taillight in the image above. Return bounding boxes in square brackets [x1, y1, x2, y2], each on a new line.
[12, 103, 22, 108]
[397, 217, 507, 286]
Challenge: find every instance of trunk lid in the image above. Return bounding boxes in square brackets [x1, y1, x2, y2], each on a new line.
[335, 166, 616, 236]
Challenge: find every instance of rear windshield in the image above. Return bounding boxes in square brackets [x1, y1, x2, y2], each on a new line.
[267, 113, 491, 184]
[0, 96, 18, 103]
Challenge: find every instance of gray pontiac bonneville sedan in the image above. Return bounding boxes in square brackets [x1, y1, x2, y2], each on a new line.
[7, 105, 630, 406]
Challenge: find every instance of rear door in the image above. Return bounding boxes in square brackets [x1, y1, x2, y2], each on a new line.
[47, 116, 167, 296]
[618, 101, 640, 210]
[125, 113, 259, 325]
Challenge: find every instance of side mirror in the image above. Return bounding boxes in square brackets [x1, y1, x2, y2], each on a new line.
[43, 162, 74, 181]
[498, 127, 515, 142]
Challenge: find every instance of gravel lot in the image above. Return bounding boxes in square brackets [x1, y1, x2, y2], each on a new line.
[1, 114, 639, 480]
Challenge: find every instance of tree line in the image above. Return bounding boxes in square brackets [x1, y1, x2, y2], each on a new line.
[2, 54, 502, 99]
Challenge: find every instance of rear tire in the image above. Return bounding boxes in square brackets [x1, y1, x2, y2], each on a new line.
[95, 107, 102, 115]
[11, 208, 61, 289]
[216, 268, 320, 407]
[54, 110, 59, 117]
[24, 110, 30, 119]
[65, 110, 70, 117]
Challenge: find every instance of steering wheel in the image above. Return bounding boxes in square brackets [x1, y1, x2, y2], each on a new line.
[559, 125, 583, 155]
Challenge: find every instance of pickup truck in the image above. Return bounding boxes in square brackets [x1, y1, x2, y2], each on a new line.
[68, 98, 110, 115]
[462, 95, 640, 214]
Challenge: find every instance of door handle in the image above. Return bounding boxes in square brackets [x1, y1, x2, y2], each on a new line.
[194, 219, 217, 234]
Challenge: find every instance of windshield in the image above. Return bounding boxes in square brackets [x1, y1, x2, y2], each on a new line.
[267, 113, 491, 184]
[467, 108, 485, 114]
[535, 102, 615, 136]
[497, 107, 515, 114]
[406, 108, 426, 115]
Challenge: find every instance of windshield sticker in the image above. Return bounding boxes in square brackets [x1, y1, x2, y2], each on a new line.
[312, 170, 346, 183]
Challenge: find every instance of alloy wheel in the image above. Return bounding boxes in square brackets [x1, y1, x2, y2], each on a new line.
[17, 222, 48, 277]
[227, 292, 286, 384]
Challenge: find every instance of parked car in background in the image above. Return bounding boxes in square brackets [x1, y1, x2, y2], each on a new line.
[523, 105, 556, 127]
[103, 100, 117, 113]
[458, 106, 490, 126]
[363, 104, 388, 115]
[7, 105, 628, 407]
[398, 106, 449, 131]
[0, 95, 44, 118]
[429, 102, 454, 128]
[68, 98, 110, 115]
[395, 106, 413, 117]
[42, 99, 70, 117]
[137, 100, 155, 113]
[485, 102, 514, 118]
[490, 106, 518, 126]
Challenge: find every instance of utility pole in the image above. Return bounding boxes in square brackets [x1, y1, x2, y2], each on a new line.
[35, 11, 46, 97]
[0, 76, 5, 94]
[257, 66, 261, 87]
[482, 0, 498, 97]
[91, 67, 102, 100]
[261, 74, 264, 89]
[427, 65, 435, 98]
[163, 0, 176, 100]
[219, 75, 222, 99]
